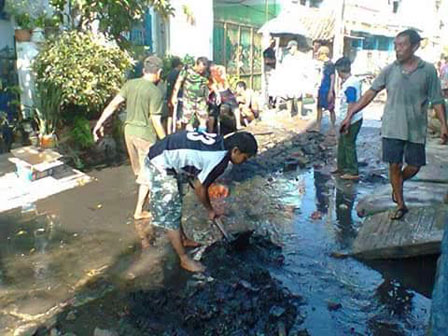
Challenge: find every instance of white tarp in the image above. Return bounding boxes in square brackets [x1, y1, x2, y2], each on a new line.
[0, 165, 92, 213]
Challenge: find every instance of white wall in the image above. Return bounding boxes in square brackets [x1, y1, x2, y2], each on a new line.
[0, 19, 14, 50]
[167, 0, 213, 58]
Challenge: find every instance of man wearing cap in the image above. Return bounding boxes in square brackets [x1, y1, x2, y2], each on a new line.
[93, 56, 166, 220]
[340, 29, 448, 220]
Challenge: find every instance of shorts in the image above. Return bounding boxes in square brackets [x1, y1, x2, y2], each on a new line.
[317, 89, 335, 110]
[382, 137, 426, 167]
[143, 158, 182, 231]
[124, 132, 153, 185]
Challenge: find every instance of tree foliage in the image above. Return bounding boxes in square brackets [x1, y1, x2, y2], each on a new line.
[50, 0, 174, 42]
[33, 30, 133, 114]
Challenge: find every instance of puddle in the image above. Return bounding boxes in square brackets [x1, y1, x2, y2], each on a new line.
[267, 169, 434, 335]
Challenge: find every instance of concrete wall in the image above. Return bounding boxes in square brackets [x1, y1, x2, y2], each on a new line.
[167, 0, 214, 58]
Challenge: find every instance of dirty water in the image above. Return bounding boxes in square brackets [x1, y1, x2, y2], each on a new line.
[0, 127, 438, 335]
[267, 169, 435, 336]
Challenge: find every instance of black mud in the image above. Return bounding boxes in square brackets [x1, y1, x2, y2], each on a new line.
[45, 236, 307, 336]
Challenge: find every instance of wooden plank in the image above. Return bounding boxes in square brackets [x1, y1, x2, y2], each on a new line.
[353, 206, 447, 259]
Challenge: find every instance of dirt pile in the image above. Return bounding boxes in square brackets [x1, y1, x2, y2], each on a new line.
[120, 236, 306, 335]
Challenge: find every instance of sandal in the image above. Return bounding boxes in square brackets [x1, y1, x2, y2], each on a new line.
[390, 207, 408, 220]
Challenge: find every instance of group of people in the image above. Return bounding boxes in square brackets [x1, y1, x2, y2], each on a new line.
[91, 28, 448, 272]
[93, 55, 259, 272]
[164, 56, 259, 136]
[264, 29, 448, 221]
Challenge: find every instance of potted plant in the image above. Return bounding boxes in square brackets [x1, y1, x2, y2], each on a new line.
[33, 83, 62, 148]
[5, 0, 60, 42]
[12, 12, 32, 42]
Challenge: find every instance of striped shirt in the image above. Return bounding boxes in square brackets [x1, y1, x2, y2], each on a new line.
[148, 131, 230, 186]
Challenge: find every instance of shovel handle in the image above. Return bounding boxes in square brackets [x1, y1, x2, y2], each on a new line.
[212, 217, 232, 242]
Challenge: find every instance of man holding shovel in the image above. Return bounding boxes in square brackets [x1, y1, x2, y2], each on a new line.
[142, 130, 258, 272]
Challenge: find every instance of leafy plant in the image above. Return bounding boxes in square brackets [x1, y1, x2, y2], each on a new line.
[33, 30, 133, 115]
[49, 0, 175, 44]
[71, 116, 94, 148]
[33, 82, 62, 136]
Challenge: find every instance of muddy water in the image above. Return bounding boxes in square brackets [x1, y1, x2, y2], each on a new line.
[0, 126, 438, 335]
[267, 169, 436, 335]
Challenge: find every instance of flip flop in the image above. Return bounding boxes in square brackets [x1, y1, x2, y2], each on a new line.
[390, 207, 408, 220]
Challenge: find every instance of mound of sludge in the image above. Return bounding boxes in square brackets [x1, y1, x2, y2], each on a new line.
[122, 236, 307, 335]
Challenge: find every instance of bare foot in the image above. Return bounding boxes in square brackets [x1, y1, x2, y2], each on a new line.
[180, 256, 205, 273]
[134, 211, 151, 220]
[182, 237, 201, 248]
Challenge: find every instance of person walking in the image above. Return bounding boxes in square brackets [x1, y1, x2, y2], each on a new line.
[313, 46, 336, 132]
[93, 56, 166, 220]
[340, 29, 448, 220]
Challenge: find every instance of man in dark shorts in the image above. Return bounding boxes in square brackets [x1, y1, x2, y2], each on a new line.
[143, 131, 258, 272]
[340, 29, 448, 220]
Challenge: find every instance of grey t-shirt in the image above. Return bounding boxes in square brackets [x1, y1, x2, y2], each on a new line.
[371, 58, 444, 144]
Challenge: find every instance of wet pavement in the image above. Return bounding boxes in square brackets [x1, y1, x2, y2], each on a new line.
[0, 104, 440, 335]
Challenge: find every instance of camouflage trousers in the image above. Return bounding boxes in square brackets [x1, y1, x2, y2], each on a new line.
[180, 98, 208, 125]
[143, 157, 183, 231]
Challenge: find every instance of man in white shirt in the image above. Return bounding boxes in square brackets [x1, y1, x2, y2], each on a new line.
[334, 57, 363, 180]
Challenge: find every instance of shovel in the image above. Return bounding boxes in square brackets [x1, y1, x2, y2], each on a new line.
[211, 217, 253, 250]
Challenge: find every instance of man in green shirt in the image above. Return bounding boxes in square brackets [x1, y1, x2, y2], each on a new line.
[340, 29, 448, 220]
[93, 56, 166, 220]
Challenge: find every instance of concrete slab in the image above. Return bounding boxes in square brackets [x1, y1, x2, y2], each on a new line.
[356, 182, 448, 217]
[353, 206, 448, 259]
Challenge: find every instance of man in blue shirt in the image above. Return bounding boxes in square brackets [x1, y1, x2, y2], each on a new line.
[143, 131, 258, 272]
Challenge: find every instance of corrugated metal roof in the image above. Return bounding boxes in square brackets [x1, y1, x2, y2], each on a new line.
[298, 10, 335, 41]
[258, 7, 335, 41]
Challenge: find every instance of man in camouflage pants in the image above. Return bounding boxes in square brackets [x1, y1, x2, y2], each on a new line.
[143, 130, 258, 272]
[171, 57, 210, 132]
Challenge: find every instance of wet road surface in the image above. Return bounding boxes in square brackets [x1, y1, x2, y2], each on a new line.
[0, 106, 439, 335]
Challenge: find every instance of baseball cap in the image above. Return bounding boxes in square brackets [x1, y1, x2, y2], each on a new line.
[144, 56, 163, 67]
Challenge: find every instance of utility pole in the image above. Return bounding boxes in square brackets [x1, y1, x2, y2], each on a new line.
[333, 0, 346, 59]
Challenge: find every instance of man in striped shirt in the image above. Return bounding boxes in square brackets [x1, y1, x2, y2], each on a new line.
[143, 131, 258, 272]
